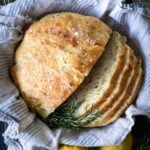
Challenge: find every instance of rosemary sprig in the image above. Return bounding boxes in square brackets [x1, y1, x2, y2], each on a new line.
[43, 101, 100, 130]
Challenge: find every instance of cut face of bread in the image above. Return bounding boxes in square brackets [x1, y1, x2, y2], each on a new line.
[84, 46, 134, 126]
[86, 54, 143, 127]
[93, 47, 134, 113]
[104, 60, 143, 125]
[67, 32, 126, 117]
[10, 12, 112, 117]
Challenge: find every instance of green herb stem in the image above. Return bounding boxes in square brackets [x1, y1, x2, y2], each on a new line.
[43, 101, 100, 130]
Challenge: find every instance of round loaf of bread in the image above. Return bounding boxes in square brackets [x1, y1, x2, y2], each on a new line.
[11, 12, 112, 117]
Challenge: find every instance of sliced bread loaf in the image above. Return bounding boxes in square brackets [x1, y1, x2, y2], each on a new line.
[44, 32, 143, 129]
[11, 12, 112, 118]
[104, 60, 143, 125]
[68, 32, 127, 117]
[87, 53, 143, 127]
[88, 45, 134, 113]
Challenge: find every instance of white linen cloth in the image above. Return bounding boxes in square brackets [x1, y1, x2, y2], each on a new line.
[0, 0, 149, 149]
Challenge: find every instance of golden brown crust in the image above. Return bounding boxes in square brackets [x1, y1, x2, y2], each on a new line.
[11, 12, 112, 117]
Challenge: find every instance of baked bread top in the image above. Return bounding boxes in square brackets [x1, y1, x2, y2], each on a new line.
[11, 12, 112, 117]
[44, 32, 143, 129]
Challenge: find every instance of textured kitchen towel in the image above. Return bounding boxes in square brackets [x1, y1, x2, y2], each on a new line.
[0, 0, 150, 149]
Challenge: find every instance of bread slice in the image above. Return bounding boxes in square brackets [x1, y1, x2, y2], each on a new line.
[10, 12, 112, 118]
[86, 54, 143, 127]
[67, 32, 126, 117]
[104, 60, 143, 125]
[85, 46, 134, 120]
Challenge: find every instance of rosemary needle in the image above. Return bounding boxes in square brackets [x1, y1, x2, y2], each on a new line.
[43, 101, 101, 130]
